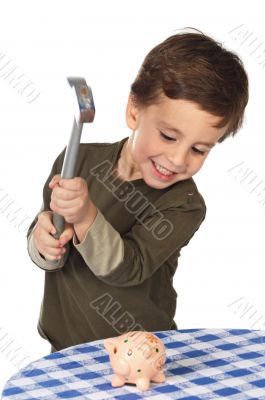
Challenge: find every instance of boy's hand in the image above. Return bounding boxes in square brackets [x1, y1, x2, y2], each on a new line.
[49, 175, 93, 225]
[33, 211, 74, 261]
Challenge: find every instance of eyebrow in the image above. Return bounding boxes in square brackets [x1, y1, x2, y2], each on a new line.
[159, 123, 216, 148]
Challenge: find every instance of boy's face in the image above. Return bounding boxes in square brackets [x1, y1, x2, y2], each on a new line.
[123, 94, 227, 189]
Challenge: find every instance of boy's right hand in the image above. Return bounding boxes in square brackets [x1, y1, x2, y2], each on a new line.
[33, 211, 74, 261]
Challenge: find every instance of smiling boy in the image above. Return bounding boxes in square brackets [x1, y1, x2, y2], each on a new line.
[114, 95, 226, 186]
[27, 28, 248, 352]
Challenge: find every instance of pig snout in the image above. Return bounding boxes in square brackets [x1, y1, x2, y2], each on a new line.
[113, 358, 130, 376]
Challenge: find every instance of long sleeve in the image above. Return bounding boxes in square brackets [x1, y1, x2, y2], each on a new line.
[26, 147, 69, 272]
[72, 189, 206, 287]
[31, 138, 206, 349]
[27, 217, 70, 271]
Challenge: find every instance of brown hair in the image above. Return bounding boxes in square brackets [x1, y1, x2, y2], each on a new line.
[130, 27, 249, 142]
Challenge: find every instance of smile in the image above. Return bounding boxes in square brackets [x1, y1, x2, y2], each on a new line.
[151, 160, 178, 182]
[153, 161, 174, 176]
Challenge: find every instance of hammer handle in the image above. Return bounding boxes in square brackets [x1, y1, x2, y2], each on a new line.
[52, 118, 83, 239]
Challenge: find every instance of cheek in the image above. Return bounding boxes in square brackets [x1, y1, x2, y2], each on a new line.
[133, 140, 154, 162]
[189, 157, 206, 173]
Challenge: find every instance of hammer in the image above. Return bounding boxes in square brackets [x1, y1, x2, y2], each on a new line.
[52, 77, 95, 240]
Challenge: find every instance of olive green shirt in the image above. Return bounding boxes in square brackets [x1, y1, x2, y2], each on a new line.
[27, 136, 206, 351]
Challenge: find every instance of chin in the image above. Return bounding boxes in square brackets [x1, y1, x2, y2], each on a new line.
[143, 176, 179, 189]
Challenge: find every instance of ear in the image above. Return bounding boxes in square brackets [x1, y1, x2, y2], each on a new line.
[125, 94, 140, 131]
[104, 337, 117, 352]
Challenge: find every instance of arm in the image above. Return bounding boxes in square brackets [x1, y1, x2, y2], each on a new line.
[26, 148, 69, 272]
[27, 222, 69, 271]
[74, 200, 98, 243]
[72, 191, 206, 287]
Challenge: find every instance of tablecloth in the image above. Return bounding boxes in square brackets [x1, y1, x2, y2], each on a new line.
[2, 328, 265, 399]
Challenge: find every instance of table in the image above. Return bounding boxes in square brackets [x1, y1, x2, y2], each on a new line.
[2, 329, 265, 399]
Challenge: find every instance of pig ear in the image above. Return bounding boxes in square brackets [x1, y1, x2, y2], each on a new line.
[104, 338, 117, 352]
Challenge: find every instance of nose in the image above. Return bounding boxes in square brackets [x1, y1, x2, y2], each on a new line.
[167, 147, 187, 174]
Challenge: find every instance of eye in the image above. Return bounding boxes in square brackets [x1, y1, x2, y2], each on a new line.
[192, 147, 205, 156]
[160, 131, 207, 155]
[160, 132, 175, 141]
[114, 346, 117, 354]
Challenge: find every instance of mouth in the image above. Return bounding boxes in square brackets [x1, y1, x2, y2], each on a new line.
[151, 160, 178, 180]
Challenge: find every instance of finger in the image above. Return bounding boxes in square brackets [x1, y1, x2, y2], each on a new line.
[39, 227, 68, 257]
[41, 245, 65, 260]
[59, 223, 74, 246]
[49, 174, 61, 189]
[51, 185, 77, 201]
[38, 211, 58, 235]
[37, 213, 64, 249]
[37, 224, 61, 248]
[50, 200, 78, 219]
[59, 177, 84, 191]
[41, 246, 66, 261]
[35, 230, 65, 261]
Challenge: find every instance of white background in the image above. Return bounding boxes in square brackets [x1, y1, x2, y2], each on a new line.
[0, 0, 264, 392]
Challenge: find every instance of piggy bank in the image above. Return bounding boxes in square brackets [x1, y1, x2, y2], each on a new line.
[104, 331, 166, 391]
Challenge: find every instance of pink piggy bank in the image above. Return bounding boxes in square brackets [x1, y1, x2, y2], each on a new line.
[104, 331, 166, 391]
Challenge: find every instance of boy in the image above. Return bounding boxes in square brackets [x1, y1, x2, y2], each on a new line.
[27, 28, 248, 352]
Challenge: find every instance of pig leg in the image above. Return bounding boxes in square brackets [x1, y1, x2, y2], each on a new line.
[112, 375, 126, 387]
[152, 372, 166, 383]
[135, 377, 150, 391]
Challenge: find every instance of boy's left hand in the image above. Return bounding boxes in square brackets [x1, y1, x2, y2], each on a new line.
[49, 174, 93, 225]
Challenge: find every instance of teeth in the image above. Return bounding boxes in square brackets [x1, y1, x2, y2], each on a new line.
[154, 161, 174, 176]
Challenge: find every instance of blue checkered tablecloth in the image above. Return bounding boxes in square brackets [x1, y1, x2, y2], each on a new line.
[2, 329, 265, 399]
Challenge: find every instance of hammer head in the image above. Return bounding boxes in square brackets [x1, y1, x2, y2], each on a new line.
[67, 77, 95, 124]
